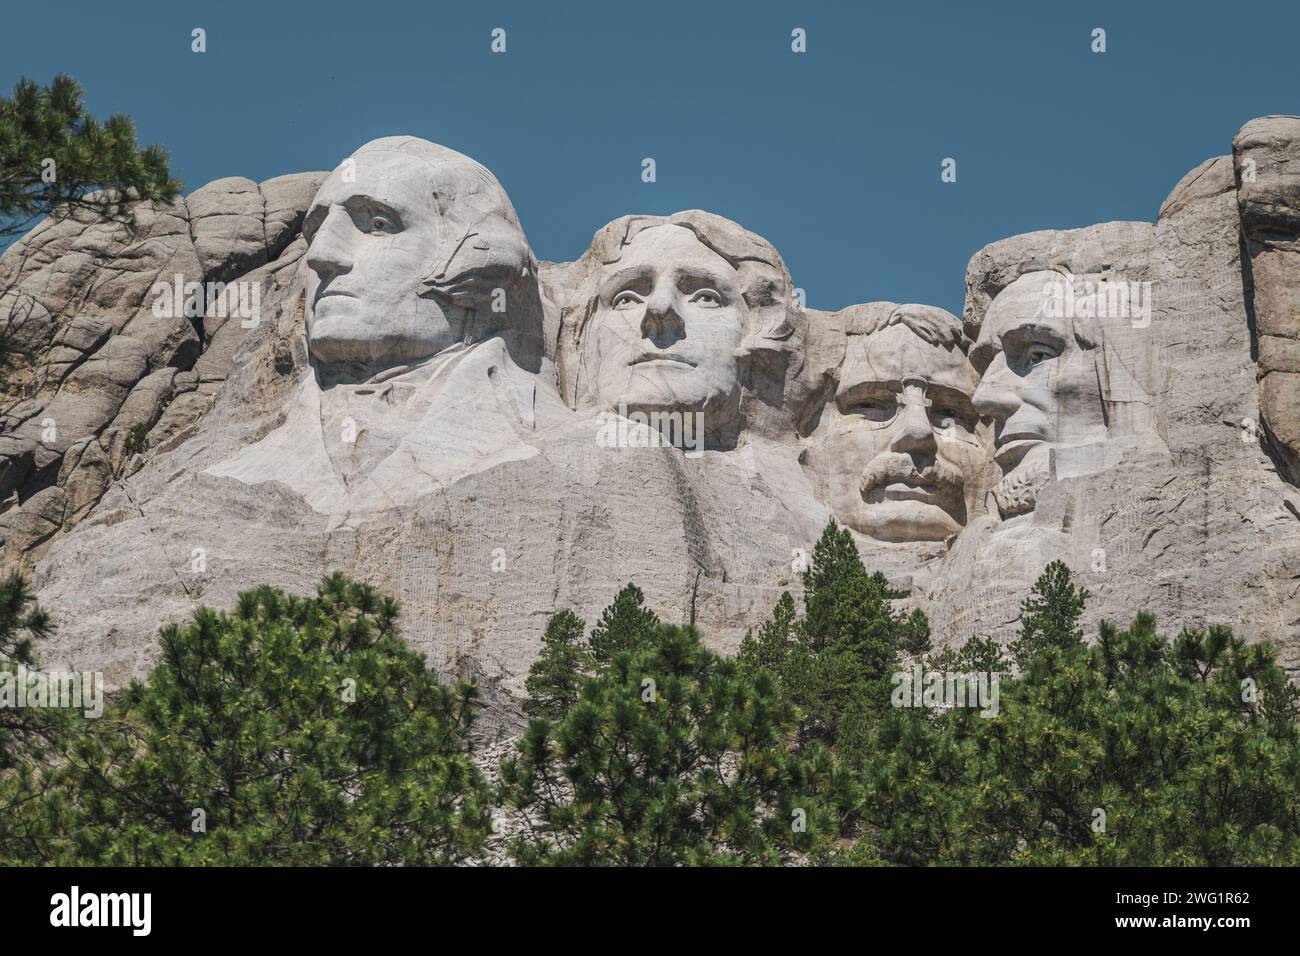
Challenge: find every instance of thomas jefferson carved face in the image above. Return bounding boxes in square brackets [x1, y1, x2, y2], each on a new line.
[819, 307, 983, 542]
[582, 225, 746, 421]
[971, 271, 1107, 517]
[301, 137, 533, 374]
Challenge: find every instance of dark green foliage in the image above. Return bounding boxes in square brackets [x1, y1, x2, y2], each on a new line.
[0, 574, 76, 861]
[736, 590, 797, 677]
[898, 608, 933, 656]
[123, 422, 150, 457]
[0, 74, 180, 241]
[840, 562, 1300, 865]
[7, 575, 492, 865]
[501, 623, 843, 865]
[587, 583, 659, 665]
[927, 633, 1006, 675]
[781, 520, 921, 749]
[0, 572, 55, 769]
[0, 571, 48, 670]
[524, 610, 591, 721]
[1007, 559, 1087, 671]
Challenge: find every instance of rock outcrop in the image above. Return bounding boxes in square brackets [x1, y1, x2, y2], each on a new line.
[1235, 116, 1300, 485]
[0, 171, 326, 569]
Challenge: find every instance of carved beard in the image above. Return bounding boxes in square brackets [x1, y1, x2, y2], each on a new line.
[993, 453, 1051, 518]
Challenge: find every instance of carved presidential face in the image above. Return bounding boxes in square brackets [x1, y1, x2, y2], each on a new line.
[583, 225, 746, 421]
[820, 316, 982, 542]
[302, 146, 470, 369]
[971, 271, 1108, 516]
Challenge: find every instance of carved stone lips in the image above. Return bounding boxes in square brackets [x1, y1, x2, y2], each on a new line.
[313, 289, 358, 312]
[879, 480, 939, 503]
[863, 473, 942, 503]
[630, 350, 696, 367]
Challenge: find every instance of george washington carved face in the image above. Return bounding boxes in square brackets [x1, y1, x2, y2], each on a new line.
[302, 137, 535, 376]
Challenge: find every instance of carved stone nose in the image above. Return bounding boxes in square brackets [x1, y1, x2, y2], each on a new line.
[972, 364, 1020, 419]
[640, 293, 684, 345]
[306, 211, 354, 278]
[890, 402, 936, 454]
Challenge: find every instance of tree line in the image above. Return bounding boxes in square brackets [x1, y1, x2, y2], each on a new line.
[2, 520, 1297, 866]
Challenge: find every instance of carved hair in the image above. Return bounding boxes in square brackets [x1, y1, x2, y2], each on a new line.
[848, 303, 967, 351]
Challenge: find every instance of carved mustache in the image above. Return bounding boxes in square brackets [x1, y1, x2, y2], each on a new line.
[860, 452, 963, 498]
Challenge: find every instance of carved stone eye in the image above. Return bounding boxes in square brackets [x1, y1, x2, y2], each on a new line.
[1027, 343, 1060, 365]
[612, 291, 642, 310]
[852, 395, 897, 423]
[690, 289, 722, 307]
[370, 216, 390, 232]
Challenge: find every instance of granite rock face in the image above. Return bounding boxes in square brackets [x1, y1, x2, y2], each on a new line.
[2, 122, 1298, 728]
[0, 170, 327, 568]
[924, 151, 1300, 664]
[1235, 116, 1300, 485]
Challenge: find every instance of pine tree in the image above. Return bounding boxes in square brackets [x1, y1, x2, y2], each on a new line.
[898, 608, 933, 656]
[737, 591, 797, 677]
[24, 575, 493, 865]
[0, 572, 53, 769]
[785, 521, 909, 748]
[0, 573, 77, 863]
[501, 623, 841, 865]
[587, 583, 659, 665]
[524, 610, 591, 721]
[0, 74, 180, 241]
[1008, 560, 1088, 671]
[0, 572, 47, 670]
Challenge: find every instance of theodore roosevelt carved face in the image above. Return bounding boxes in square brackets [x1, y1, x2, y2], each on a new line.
[816, 305, 984, 543]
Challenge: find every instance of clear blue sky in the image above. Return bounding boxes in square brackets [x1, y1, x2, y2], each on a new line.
[3, 0, 1296, 315]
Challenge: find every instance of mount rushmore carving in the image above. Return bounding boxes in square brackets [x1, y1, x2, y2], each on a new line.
[2, 119, 1299, 720]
